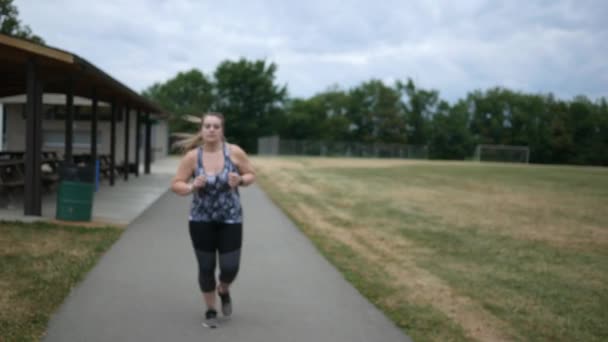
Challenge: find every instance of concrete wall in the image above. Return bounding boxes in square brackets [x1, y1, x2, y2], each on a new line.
[152, 119, 169, 161]
[4, 104, 168, 163]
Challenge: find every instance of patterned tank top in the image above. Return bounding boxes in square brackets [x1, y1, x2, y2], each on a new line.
[189, 144, 243, 223]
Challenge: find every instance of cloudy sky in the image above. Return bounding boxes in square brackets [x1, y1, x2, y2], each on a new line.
[16, 0, 607, 102]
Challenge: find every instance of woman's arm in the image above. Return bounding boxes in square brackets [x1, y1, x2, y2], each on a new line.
[171, 150, 196, 196]
[230, 144, 256, 186]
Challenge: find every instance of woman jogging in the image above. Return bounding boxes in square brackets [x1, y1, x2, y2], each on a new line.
[171, 112, 256, 328]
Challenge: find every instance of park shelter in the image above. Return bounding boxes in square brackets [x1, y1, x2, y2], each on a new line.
[0, 33, 170, 216]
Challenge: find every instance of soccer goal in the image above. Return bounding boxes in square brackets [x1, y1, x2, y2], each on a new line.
[473, 144, 530, 163]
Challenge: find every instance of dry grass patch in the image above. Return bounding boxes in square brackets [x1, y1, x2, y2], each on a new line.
[289, 188, 514, 341]
[352, 225, 514, 342]
[254, 156, 440, 170]
[253, 156, 608, 342]
[381, 182, 607, 251]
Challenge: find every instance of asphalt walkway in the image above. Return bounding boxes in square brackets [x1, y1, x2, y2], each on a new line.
[42, 184, 411, 341]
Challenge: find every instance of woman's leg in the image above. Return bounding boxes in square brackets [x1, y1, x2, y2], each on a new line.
[217, 222, 243, 288]
[216, 222, 242, 315]
[189, 221, 219, 310]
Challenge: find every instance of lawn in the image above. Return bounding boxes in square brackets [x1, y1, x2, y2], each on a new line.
[253, 157, 608, 342]
[0, 221, 122, 341]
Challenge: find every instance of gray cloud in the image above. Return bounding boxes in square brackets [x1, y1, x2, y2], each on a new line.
[16, 0, 607, 102]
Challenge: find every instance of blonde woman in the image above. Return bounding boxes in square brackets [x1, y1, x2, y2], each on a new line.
[171, 112, 256, 328]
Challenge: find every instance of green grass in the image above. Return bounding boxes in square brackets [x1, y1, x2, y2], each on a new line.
[0, 221, 123, 341]
[399, 223, 608, 341]
[254, 157, 608, 341]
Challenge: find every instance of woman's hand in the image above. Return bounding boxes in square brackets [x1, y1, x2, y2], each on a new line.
[228, 172, 242, 189]
[192, 175, 206, 190]
[172, 149, 203, 196]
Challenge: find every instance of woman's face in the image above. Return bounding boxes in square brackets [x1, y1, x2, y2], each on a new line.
[201, 115, 223, 144]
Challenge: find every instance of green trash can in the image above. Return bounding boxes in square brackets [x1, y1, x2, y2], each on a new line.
[56, 181, 95, 221]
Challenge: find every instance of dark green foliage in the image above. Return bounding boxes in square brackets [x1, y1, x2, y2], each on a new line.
[144, 62, 607, 165]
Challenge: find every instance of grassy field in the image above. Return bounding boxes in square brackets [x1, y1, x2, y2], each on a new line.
[0, 221, 123, 341]
[252, 157, 608, 342]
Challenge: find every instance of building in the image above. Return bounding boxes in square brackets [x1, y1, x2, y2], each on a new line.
[0, 33, 170, 216]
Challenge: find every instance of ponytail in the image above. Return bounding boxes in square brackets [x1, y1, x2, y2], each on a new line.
[173, 133, 203, 153]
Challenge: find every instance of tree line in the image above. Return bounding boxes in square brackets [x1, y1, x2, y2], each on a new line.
[2, 0, 605, 165]
[143, 58, 607, 166]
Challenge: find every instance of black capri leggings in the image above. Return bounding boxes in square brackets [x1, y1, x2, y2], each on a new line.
[189, 221, 243, 293]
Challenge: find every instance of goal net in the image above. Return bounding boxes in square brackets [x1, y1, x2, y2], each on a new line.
[473, 144, 530, 163]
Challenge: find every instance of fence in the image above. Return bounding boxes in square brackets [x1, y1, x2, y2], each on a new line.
[257, 136, 428, 159]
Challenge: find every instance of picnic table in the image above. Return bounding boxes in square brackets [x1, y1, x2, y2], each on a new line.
[0, 153, 62, 205]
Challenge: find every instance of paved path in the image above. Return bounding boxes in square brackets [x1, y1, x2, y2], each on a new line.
[0, 173, 171, 226]
[42, 185, 412, 341]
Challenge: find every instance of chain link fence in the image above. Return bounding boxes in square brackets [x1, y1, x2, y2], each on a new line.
[258, 136, 428, 159]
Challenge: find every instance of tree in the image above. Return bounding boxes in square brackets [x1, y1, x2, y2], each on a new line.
[310, 87, 352, 141]
[0, 0, 44, 44]
[213, 59, 288, 152]
[142, 69, 214, 134]
[466, 88, 507, 145]
[281, 88, 351, 141]
[429, 100, 473, 159]
[347, 80, 406, 144]
[397, 79, 439, 145]
[567, 96, 597, 164]
[280, 98, 323, 140]
[593, 98, 608, 165]
[547, 99, 574, 164]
